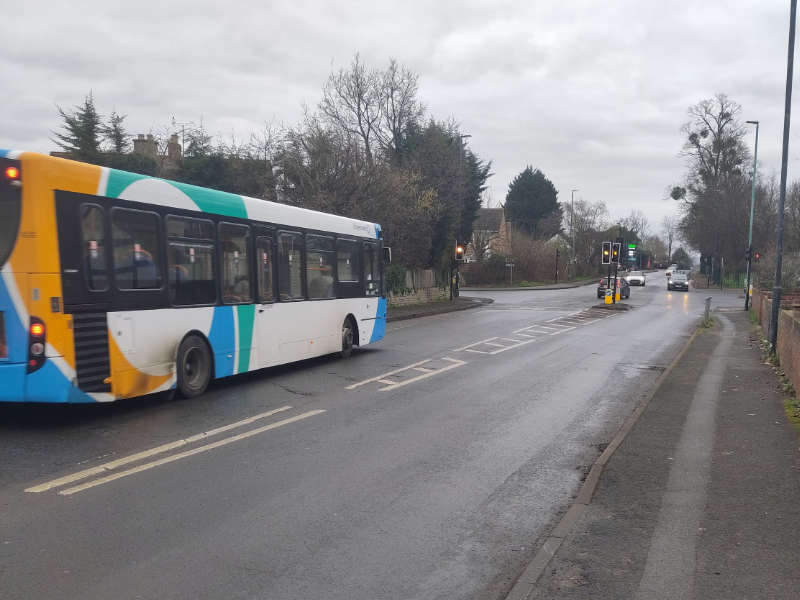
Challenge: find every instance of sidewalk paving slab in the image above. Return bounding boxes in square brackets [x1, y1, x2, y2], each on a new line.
[519, 310, 800, 599]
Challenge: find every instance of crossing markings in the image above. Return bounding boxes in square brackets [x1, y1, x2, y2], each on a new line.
[25, 406, 326, 496]
[348, 306, 622, 395]
[346, 357, 467, 392]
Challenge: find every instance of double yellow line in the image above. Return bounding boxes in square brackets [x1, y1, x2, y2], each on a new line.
[26, 406, 325, 496]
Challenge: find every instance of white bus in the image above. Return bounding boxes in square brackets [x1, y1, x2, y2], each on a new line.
[0, 150, 387, 403]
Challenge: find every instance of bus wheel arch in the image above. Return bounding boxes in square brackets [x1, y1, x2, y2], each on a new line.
[341, 315, 358, 358]
[175, 331, 214, 398]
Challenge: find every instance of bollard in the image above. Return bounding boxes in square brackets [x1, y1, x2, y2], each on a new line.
[704, 297, 712, 322]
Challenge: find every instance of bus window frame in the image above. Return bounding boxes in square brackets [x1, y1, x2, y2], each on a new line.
[218, 221, 254, 306]
[79, 202, 110, 293]
[305, 234, 336, 301]
[110, 206, 165, 293]
[165, 214, 217, 308]
[277, 230, 306, 302]
[254, 229, 277, 305]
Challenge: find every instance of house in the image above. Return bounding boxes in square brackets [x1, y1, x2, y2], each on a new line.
[465, 207, 511, 261]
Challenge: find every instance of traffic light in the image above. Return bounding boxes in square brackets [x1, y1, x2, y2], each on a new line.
[612, 242, 621, 264]
[754, 251, 761, 262]
[454, 243, 465, 261]
[745, 247, 752, 261]
[602, 241, 612, 264]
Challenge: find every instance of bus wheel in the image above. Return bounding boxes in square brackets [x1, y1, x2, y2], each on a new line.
[177, 334, 212, 398]
[341, 318, 355, 358]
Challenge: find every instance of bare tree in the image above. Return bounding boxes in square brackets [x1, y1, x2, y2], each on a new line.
[621, 209, 649, 240]
[376, 59, 424, 159]
[662, 214, 679, 259]
[319, 53, 382, 166]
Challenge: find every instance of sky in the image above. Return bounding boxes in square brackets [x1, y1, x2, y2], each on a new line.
[2, 0, 798, 239]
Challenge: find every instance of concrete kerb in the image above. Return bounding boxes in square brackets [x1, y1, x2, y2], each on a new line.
[504, 320, 705, 600]
[461, 279, 598, 292]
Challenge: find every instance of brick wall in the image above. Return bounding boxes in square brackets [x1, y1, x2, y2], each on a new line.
[751, 288, 800, 393]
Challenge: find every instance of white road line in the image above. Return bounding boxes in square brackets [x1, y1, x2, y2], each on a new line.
[25, 406, 294, 493]
[58, 410, 326, 496]
[548, 326, 576, 335]
[466, 348, 491, 354]
[488, 339, 536, 355]
[378, 358, 466, 391]
[346, 359, 432, 390]
[453, 337, 498, 352]
[413, 367, 435, 373]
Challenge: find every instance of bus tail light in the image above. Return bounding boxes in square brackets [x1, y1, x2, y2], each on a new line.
[27, 316, 46, 373]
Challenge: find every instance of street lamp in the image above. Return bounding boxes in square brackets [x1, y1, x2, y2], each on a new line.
[744, 120, 759, 311]
[769, 0, 797, 351]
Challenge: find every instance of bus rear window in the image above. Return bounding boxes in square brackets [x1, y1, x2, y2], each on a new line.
[0, 161, 22, 268]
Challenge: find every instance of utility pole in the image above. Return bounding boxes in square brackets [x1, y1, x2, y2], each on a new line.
[744, 120, 759, 311]
[770, 0, 796, 350]
[171, 116, 194, 164]
[571, 189, 578, 276]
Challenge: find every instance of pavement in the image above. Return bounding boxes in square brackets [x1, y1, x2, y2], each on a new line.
[0, 275, 749, 600]
[513, 308, 800, 599]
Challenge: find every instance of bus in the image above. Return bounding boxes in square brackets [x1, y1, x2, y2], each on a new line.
[0, 150, 388, 403]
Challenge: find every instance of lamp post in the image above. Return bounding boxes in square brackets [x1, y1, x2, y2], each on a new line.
[770, 0, 797, 351]
[744, 120, 759, 311]
[571, 188, 578, 275]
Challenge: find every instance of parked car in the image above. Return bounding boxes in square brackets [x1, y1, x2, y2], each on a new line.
[597, 276, 631, 299]
[625, 270, 646, 286]
[667, 272, 690, 291]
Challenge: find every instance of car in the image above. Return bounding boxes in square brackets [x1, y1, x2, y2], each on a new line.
[667, 272, 690, 291]
[597, 276, 631, 299]
[625, 270, 646, 286]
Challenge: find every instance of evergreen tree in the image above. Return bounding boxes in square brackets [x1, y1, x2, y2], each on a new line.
[52, 93, 102, 160]
[504, 166, 561, 237]
[103, 110, 130, 153]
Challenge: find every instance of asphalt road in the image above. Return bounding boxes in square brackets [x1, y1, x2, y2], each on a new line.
[0, 274, 742, 600]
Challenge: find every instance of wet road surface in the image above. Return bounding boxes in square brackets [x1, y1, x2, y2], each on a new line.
[0, 275, 741, 599]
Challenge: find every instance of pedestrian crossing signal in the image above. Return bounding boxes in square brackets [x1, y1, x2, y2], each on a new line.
[602, 242, 612, 264]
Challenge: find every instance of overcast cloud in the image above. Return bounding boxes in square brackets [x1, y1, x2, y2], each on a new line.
[3, 0, 798, 234]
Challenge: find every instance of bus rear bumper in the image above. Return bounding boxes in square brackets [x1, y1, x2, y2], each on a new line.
[0, 360, 99, 403]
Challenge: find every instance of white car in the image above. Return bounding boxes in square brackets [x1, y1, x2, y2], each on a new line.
[625, 270, 646, 286]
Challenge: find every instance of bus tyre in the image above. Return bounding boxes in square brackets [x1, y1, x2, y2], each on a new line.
[341, 318, 355, 359]
[177, 334, 212, 398]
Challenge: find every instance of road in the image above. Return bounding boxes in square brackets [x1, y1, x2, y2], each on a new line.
[0, 274, 741, 600]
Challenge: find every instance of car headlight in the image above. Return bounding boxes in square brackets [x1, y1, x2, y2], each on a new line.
[668, 280, 673, 284]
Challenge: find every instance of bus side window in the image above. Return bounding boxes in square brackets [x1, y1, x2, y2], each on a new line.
[166, 215, 216, 306]
[219, 223, 252, 304]
[306, 235, 335, 300]
[278, 232, 304, 301]
[256, 236, 274, 303]
[80, 204, 108, 291]
[363, 243, 380, 296]
[111, 208, 162, 290]
[337, 239, 360, 283]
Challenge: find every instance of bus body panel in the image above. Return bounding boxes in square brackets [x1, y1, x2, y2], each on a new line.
[102, 297, 387, 400]
[0, 151, 386, 403]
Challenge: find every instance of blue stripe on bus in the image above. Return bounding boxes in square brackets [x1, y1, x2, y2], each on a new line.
[0, 274, 27, 363]
[369, 297, 387, 343]
[0, 149, 11, 158]
[208, 305, 236, 378]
